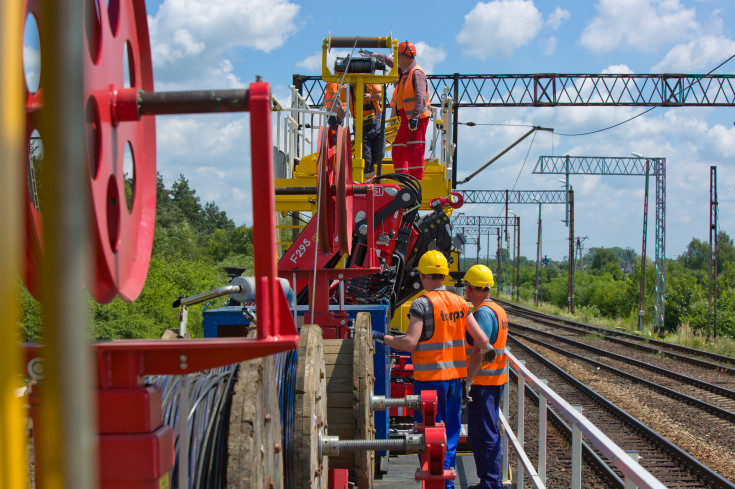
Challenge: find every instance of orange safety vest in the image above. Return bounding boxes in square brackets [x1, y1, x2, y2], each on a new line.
[341, 83, 382, 121]
[411, 290, 470, 381]
[396, 64, 430, 119]
[324, 82, 344, 112]
[466, 300, 508, 386]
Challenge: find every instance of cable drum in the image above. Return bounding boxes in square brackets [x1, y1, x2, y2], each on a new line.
[148, 365, 239, 489]
[148, 351, 287, 489]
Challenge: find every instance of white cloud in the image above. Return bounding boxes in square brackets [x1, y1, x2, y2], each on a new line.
[148, 0, 301, 88]
[601, 64, 634, 74]
[456, 0, 544, 59]
[414, 42, 447, 74]
[541, 37, 557, 56]
[296, 49, 353, 73]
[580, 0, 698, 54]
[23, 45, 40, 92]
[196, 166, 227, 179]
[652, 35, 735, 72]
[546, 7, 570, 30]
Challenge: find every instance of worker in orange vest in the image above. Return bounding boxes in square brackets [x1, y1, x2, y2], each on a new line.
[372, 251, 491, 489]
[373, 40, 430, 179]
[337, 82, 384, 178]
[323, 74, 346, 145]
[462, 264, 507, 489]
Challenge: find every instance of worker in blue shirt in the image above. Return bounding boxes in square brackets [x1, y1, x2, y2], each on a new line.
[463, 264, 509, 489]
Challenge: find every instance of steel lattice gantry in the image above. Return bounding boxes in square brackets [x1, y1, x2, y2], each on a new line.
[457, 190, 567, 204]
[535, 156, 667, 333]
[293, 73, 735, 108]
[293, 73, 735, 185]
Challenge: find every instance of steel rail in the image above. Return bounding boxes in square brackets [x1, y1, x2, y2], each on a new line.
[512, 308, 735, 374]
[511, 331, 735, 422]
[509, 336, 735, 489]
[509, 322, 735, 401]
[498, 300, 735, 373]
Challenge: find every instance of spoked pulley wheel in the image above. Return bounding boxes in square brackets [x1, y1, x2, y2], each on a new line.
[22, 0, 157, 302]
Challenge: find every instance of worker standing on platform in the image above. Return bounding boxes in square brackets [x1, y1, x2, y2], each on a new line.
[372, 41, 430, 179]
[372, 251, 490, 489]
[462, 264, 508, 489]
[337, 82, 384, 178]
[323, 74, 345, 145]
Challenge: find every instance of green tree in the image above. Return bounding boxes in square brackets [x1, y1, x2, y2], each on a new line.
[170, 174, 204, 229]
[679, 238, 709, 272]
[202, 201, 235, 235]
[590, 248, 619, 273]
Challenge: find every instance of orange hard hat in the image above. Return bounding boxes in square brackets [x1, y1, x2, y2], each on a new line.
[398, 40, 417, 57]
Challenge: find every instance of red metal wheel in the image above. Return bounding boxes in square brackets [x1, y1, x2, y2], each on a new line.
[83, 0, 156, 302]
[22, 0, 44, 299]
[336, 127, 353, 255]
[316, 126, 333, 254]
[22, 0, 156, 303]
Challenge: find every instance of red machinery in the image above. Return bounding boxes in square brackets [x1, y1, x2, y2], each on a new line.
[17, 1, 459, 484]
[20, 1, 301, 486]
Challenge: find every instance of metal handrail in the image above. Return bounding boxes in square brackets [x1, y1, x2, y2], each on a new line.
[504, 351, 667, 489]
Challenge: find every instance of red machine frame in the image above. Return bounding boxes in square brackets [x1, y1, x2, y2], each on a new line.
[25, 82, 300, 489]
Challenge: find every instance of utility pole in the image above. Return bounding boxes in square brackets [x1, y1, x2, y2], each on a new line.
[476, 220, 481, 262]
[708, 166, 718, 338]
[638, 158, 650, 333]
[576, 236, 588, 270]
[515, 216, 521, 302]
[535, 203, 542, 306]
[486, 232, 490, 268]
[496, 233, 502, 296]
[568, 189, 575, 313]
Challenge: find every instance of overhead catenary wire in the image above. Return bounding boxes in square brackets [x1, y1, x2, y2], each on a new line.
[555, 52, 735, 137]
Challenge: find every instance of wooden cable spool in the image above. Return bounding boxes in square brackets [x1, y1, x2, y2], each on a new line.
[227, 330, 284, 489]
[226, 359, 283, 489]
[293, 324, 329, 489]
[323, 313, 375, 489]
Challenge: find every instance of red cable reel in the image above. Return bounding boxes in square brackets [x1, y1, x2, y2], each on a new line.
[22, 0, 157, 302]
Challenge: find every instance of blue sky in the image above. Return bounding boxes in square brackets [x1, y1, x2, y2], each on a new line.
[25, 0, 735, 261]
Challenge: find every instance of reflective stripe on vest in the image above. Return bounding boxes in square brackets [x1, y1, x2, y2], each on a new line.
[470, 300, 509, 386]
[411, 290, 469, 381]
[396, 64, 430, 119]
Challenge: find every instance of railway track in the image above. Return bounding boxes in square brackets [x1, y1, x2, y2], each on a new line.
[506, 336, 735, 489]
[496, 299, 735, 374]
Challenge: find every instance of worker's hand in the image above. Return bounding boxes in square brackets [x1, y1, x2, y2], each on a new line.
[483, 348, 497, 364]
[372, 330, 386, 343]
[463, 380, 473, 403]
[408, 118, 418, 131]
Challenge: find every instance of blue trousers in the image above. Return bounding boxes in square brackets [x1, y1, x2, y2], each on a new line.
[468, 384, 504, 489]
[413, 379, 462, 489]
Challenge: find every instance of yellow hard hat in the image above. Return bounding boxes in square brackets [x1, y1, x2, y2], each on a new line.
[464, 264, 494, 288]
[417, 250, 449, 276]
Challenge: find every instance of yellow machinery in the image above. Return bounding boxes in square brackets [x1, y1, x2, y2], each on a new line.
[275, 34, 454, 253]
[275, 34, 460, 333]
